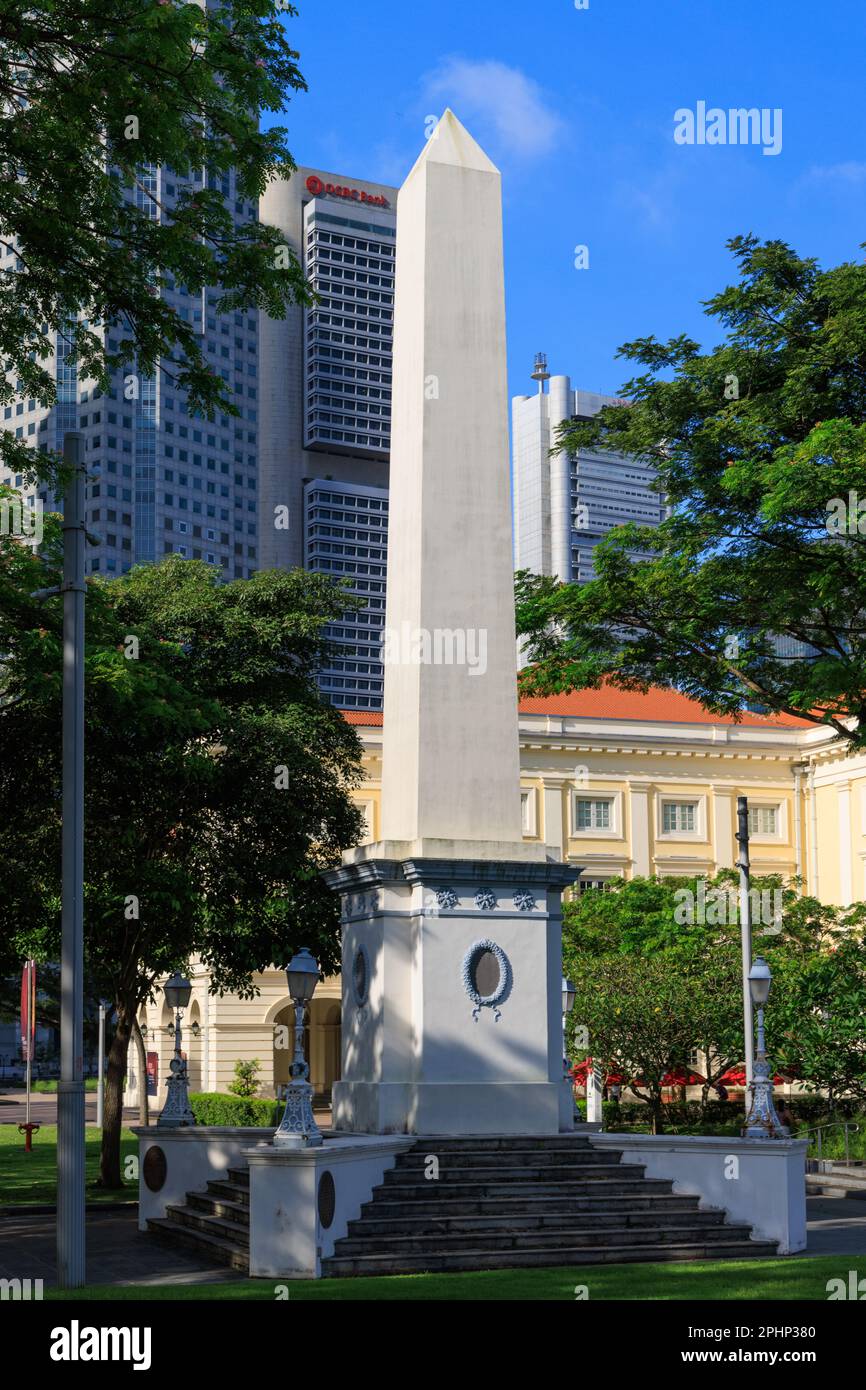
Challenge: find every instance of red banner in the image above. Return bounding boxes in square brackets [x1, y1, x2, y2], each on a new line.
[20, 960, 36, 1062]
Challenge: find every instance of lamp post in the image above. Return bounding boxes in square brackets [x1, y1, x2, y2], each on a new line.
[157, 973, 195, 1128]
[743, 956, 789, 1139]
[561, 976, 575, 1078]
[273, 948, 322, 1149]
[57, 431, 86, 1288]
[96, 1002, 108, 1130]
[735, 797, 755, 1089]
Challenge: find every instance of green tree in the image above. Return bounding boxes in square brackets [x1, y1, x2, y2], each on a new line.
[562, 874, 850, 1129]
[516, 237, 866, 748]
[0, 0, 309, 482]
[228, 1058, 261, 1099]
[566, 950, 701, 1134]
[0, 527, 363, 1186]
[772, 924, 866, 1107]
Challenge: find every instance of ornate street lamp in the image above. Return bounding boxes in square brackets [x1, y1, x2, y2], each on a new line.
[561, 976, 576, 1078]
[743, 957, 789, 1139]
[273, 948, 323, 1149]
[157, 972, 196, 1128]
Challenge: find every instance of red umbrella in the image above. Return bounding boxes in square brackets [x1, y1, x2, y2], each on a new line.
[661, 1068, 707, 1086]
[570, 1058, 624, 1086]
[718, 1066, 787, 1086]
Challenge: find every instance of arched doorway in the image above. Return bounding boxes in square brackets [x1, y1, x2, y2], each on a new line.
[272, 1002, 310, 1098]
[270, 999, 341, 1101]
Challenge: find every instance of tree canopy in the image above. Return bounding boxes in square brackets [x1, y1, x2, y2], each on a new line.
[0, 0, 309, 482]
[564, 874, 865, 1131]
[0, 517, 364, 1181]
[516, 236, 866, 748]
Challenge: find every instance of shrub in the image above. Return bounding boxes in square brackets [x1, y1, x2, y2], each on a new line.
[189, 1092, 281, 1127]
[228, 1058, 261, 1099]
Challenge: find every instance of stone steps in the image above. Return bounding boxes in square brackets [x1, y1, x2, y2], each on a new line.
[337, 1220, 754, 1257]
[806, 1168, 866, 1199]
[324, 1238, 778, 1278]
[346, 1208, 726, 1239]
[382, 1164, 658, 1185]
[356, 1193, 704, 1219]
[380, 1176, 676, 1199]
[146, 1166, 252, 1271]
[322, 1136, 778, 1277]
[145, 1135, 778, 1280]
[397, 1151, 625, 1169]
[147, 1215, 249, 1272]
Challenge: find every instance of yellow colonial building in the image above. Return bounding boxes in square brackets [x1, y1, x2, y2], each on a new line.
[126, 687, 866, 1112]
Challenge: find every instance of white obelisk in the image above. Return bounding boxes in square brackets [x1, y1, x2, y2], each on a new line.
[327, 113, 579, 1135]
[379, 109, 525, 852]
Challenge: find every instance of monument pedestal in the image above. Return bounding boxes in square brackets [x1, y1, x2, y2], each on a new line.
[325, 846, 580, 1136]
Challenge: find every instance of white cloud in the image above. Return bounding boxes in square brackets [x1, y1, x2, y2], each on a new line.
[422, 58, 564, 162]
[804, 162, 866, 184]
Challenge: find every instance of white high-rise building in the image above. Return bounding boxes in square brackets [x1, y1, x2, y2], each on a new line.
[258, 167, 397, 572]
[303, 478, 388, 710]
[512, 355, 665, 583]
[259, 167, 397, 709]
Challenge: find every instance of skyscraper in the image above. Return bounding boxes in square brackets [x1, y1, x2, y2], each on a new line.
[512, 355, 666, 583]
[259, 166, 397, 709]
[0, 163, 261, 581]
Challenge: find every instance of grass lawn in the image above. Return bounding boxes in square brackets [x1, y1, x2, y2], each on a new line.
[46, 1255, 866, 1301]
[0, 1124, 137, 1206]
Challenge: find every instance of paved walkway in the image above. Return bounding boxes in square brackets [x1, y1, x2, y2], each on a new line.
[0, 1207, 237, 1288]
[1, 1194, 864, 1289]
[796, 1194, 866, 1257]
[0, 1090, 142, 1126]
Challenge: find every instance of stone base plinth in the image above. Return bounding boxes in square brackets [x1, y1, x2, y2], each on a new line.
[324, 853, 581, 1137]
[332, 1079, 575, 1136]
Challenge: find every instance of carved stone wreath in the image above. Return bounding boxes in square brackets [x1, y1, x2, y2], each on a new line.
[461, 939, 512, 1022]
[474, 888, 497, 912]
[513, 890, 537, 913]
[436, 888, 459, 911]
[351, 943, 370, 1009]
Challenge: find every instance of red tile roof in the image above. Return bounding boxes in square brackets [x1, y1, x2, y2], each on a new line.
[341, 686, 810, 729]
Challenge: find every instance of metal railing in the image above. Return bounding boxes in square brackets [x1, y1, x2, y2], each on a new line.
[801, 1120, 860, 1164]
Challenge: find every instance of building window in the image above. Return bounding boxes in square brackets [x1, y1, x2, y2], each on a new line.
[578, 877, 613, 894]
[748, 805, 779, 836]
[520, 788, 537, 836]
[576, 799, 611, 831]
[662, 802, 697, 834]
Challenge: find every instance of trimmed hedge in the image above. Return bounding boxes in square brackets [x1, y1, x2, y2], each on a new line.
[575, 1095, 865, 1133]
[189, 1092, 281, 1127]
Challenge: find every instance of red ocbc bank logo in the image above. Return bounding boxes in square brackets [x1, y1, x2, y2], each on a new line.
[305, 174, 389, 208]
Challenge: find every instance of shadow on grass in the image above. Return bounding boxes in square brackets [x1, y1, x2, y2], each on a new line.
[46, 1255, 866, 1302]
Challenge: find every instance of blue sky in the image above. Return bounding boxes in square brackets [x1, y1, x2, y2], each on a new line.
[269, 0, 866, 403]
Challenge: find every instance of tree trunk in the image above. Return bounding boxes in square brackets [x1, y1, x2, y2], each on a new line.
[98, 1002, 132, 1189]
[131, 1015, 149, 1128]
[651, 1090, 664, 1135]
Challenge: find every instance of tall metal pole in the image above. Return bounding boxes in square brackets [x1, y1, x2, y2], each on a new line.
[57, 432, 86, 1288]
[735, 796, 755, 1089]
[96, 1003, 106, 1130]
